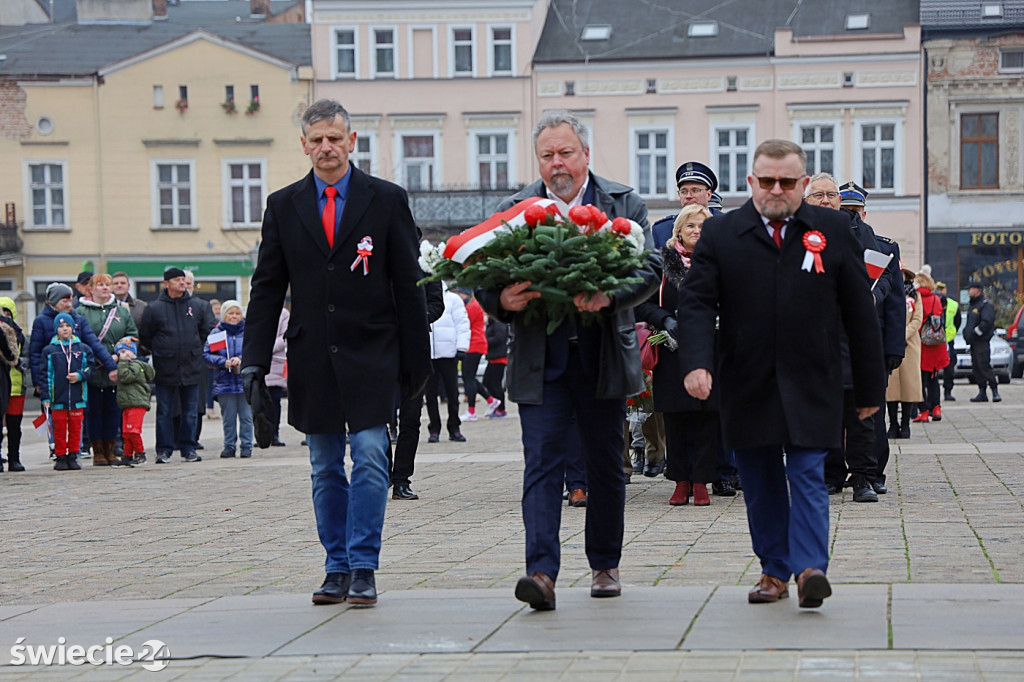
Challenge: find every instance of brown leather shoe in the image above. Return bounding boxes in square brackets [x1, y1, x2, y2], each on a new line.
[796, 568, 832, 608]
[567, 489, 587, 507]
[590, 568, 621, 598]
[515, 572, 556, 610]
[748, 573, 789, 603]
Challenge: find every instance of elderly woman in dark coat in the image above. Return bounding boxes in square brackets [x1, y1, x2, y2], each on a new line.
[635, 203, 719, 506]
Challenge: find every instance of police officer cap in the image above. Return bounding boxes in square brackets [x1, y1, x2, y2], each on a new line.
[839, 181, 868, 207]
[967, 278, 983, 289]
[675, 161, 718, 192]
[708, 192, 723, 210]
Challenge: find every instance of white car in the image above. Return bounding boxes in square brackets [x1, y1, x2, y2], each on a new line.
[952, 333, 1012, 384]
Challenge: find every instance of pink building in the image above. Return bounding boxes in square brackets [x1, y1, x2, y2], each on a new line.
[310, 0, 923, 261]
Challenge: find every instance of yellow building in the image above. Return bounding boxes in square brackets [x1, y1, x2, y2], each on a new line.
[0, 0, 312, 319]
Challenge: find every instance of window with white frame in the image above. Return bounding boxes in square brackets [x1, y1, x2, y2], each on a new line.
[334, 28, 357, 78]
[473, 132, 512, 189]
[223, 159, 266, 227]
[713, 126, 752, 194]
[351, 134, 375, 175]
[857, 121, 898, 192]
[452, 27, 474, 76]
[152, 160, 196, 228]
[400, 134, 439, 190]
[373, 28, 396, 78]
[25, 161, 67, 228]
[490, 26, 513, 75]
[632, 129, 671, 198]
[798, 124, 837, 177]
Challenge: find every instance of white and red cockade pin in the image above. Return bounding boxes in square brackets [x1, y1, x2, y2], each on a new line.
[351, 236, 373, 276]
[801, 231, 827, 273]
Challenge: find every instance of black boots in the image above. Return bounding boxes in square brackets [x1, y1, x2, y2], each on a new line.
[970, 389, 988, 402]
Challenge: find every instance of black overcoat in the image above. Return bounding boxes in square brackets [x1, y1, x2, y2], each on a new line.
[242, 167, 430, 434]
[677, 200, 885, 450]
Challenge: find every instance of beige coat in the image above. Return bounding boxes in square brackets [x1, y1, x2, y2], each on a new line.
[886, 291, 924, 403]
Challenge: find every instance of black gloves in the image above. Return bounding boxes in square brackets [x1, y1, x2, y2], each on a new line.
[401, 370, 432, 399]
[242, 366, 274, 449]
[663, 316, 678, 338]
[885, 355, 903, 373]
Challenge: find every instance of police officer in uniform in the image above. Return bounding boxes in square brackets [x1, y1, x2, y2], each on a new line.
[965, 279, 1000, 402]
[839, 182, 905, 494]
[651, 161, 721, 247]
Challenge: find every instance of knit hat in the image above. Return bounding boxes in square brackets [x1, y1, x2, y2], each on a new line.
[115, 337, 138, 356]
[219, 299, 243, 316]
[46, 282, 74, 307]
[163, 266, 186, 281]
[53, 312, 75, 334]
[76, 270, 94, 286]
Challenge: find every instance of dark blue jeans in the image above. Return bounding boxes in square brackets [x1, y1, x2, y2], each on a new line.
[155, 384, 199, 457]
[86, 386, 121, 441]
[518, 348, 625, 581]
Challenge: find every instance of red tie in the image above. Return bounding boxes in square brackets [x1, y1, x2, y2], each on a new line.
[769, 219, 785, 249]
[322, 186, 337, 248]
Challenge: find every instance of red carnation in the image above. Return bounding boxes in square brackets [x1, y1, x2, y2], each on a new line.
[523, 204, 548, 227]
[611, 217, 632, 236]
[568, 205, 592, 227]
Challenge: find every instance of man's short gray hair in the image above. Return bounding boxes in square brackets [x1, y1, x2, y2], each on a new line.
[301, 99, 351, 136]
[808, 172, 838, 189]
[532, 110, 589, 150]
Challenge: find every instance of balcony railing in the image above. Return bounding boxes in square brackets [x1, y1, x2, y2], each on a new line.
[408, 185, 525, 240]
[0, 224, 23, 254]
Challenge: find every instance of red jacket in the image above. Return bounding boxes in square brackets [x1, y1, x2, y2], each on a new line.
[465, 298, 488, 355]
[917, 288, 950, 373]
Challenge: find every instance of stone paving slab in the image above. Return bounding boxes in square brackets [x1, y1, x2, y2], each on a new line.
[891, 584, 1024, 650]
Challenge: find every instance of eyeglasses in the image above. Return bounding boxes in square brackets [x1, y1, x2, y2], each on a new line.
[752, 175, 803, 191]
[806, 191, 840, 201]
[677, 187, 709, 197]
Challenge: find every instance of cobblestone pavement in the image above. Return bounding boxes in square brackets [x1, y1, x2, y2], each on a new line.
[2, 380, 1023, 680]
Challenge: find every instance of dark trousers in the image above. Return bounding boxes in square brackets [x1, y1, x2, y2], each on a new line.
[482, 362, 506, 411]
[943, 342, 956, 394]
[157, 383, 199, 456]
[920, 370, 941, 411]
[4, 412, 22, 458]
[461, 352, 490, 406]
[734, 445, 829, 581]
[714, 445, 737, 482]
[518, 348, 625, 581]
[824, 388, 877, 486]
[663, 410, 719, 483]
[874, 401, 890, 485]
[86, 386, 121, 441]
[425, 357, 460, 436]
[970, 343, 997, 390]
[564, 419, 586, 492]
[390, 388, 425, 485]
[268, 385, 284, 439]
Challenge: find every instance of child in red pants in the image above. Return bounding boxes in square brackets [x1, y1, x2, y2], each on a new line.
[115, 337, 154, 464]
[41, 313, 92, 471]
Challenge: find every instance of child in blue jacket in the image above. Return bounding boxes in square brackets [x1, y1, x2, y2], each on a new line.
[41, 312, 92, 470]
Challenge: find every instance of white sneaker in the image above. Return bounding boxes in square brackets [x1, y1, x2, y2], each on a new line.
[461, 412, 478, 422]
[484, 399, 500, 417]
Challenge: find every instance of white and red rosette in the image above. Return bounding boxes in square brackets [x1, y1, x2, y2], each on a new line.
[442, 197, 561, 264]
[801, 230, 827, 273]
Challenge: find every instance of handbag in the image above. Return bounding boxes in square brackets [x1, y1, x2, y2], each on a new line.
[920, 296, 946, 346]
[636, 322, 659, 372]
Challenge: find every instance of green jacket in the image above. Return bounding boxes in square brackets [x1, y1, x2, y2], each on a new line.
[0, 296, 24, 396]
[75, 297, 138, 388]
[945, 297, 959, 343]
[116, 358, 154, 410]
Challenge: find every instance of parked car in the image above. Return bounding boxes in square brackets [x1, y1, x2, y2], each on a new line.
[1006, 304, 1024, 378]
[952, 332, 1013, 384]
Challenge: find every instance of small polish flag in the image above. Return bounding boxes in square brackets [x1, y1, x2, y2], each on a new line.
[864, 249, 893, 281]
[208, 330, 228, 352]
[33, 412, 49, 438]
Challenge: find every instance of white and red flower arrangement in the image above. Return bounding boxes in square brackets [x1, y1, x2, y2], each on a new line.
[419, 198, 648, 333]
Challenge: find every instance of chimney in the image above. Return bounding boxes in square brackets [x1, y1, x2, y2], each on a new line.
[250, 0, 271, 19]
[153, 0, 167, 19]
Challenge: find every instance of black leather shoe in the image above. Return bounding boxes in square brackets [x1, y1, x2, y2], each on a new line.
[992, 389, 1002, 402]
[871, 480, 888, 494]
[970, 391, 989, 403]
[643, 459, 665, 477]
[312, 572, 351, 605]
[449, 431, 467, 442]
[271, 439, 286, 447]
[347, 569, 377, 606]
[851, 476, 878, 502]
[392, 483, 419, 500]
[825, 482, 842, 495]
[944, 393, 956, 401]
[712, 480, 736, 496]
[728, 473, 742, 491]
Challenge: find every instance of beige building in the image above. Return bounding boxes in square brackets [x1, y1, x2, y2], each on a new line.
[310, 0, 924, 263]
[922, 0, 1024, 325]
[0, 0, 311, 319]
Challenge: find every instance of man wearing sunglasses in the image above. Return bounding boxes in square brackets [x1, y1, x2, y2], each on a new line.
[677, 139, 885, 609]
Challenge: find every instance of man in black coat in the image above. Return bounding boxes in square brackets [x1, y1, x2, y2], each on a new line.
[138, 267, 216, 464]
[478, 110, 659, 611]
[678, 139, 885, 609]
[241, 99, 430, 608]
[965, 279, 999, 402]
